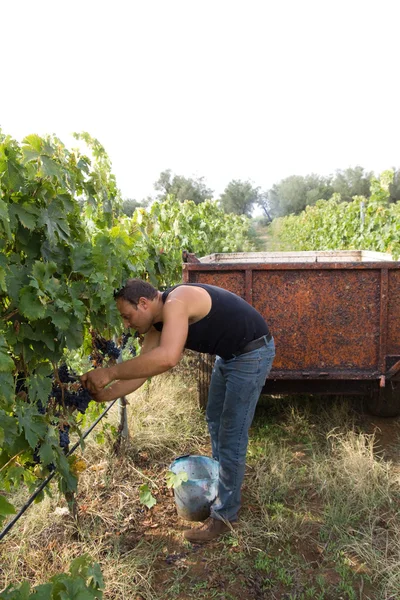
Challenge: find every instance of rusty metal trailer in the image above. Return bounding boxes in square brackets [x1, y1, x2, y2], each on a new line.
[182, 250, 400, 416]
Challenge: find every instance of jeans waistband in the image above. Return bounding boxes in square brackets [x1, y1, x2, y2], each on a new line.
[232, 333, 272, 358]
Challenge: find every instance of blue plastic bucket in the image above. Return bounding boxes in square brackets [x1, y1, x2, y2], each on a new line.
[169, 455, 219, 521]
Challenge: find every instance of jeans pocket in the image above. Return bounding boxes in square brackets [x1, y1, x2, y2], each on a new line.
[233, 354, 261, 375]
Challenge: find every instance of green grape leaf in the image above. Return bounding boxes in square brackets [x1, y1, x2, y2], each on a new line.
[29, 583, 53, 599]
[38, 443, 54, 467]
[38, 204, 70, 244]
[56, 452, 78, 492]
[166, 470, 188, 489]
[22, 133, 43, 156]
[0, 337, 14, 372]
[0, 409, 19, 446]
[69, 554, 92, 578]
[0, 581, 31, 599]
[15, 404, 47, 449]
[40, 155, 64, 183]
[139, 483, 157, 509]
[87, 562, 104, 591]
[64, 322, 83, 350]
[0, 198, 12, 239]
[48, 306, 71, 331]
[0, 494, 16, 521]
[12, 203, 40, 230]
[0, 156, 24, 191]
[57, 578, 95, 600]
[27, 373, 52, 405]
[19, 287, 46, 320]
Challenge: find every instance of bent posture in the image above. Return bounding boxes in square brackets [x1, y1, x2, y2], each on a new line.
[81, 279, 275, 542]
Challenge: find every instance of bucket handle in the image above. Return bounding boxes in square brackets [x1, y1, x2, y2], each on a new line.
[173, 454, 190, 461]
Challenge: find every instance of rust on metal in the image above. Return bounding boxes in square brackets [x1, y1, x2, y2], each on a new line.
[252, 268, 381, 374]
[245, 269, 253, 305]
[387, 270, 400, 356]
[269, 370, 380, 380]
[184, 255, 400, 387]
[182, 263, 189, 283]
[183, 261, 400, 272]
[187, 270, 247, 299]
[379, 269, 389, 376]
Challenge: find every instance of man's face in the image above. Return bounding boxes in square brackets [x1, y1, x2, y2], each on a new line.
[116, 297, 153, 334]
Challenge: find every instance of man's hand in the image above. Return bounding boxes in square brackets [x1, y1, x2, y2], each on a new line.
[90, 386, 130, 404]
[80, 367, 114, 394]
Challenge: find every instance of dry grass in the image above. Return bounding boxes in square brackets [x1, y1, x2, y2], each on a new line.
[0, 365, 206, 599]
[245, 397, 400, 598]
[2, 379, 400, 599]
[125, 364, 207, 461]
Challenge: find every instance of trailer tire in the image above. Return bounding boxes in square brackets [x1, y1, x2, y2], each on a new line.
[197, 354, 215, 410]
[366, 381, 400, 417]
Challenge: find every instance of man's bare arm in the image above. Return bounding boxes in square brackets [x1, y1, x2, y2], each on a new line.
[107, 297, 188, 380]
[86, 328, 162, 401]
[91, 377, 147, 403]
[81, 289, 190, 394]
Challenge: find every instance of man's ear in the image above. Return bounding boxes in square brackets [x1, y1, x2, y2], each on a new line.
[138, 297, 149, 309]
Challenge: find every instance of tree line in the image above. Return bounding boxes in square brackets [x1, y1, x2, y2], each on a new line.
[121, 166, 400, 220]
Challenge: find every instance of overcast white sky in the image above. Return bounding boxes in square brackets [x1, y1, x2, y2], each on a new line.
[1, 0, 399, 201]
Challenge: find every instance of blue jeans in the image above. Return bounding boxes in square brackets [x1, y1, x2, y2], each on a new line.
[206, 337, 275, 522]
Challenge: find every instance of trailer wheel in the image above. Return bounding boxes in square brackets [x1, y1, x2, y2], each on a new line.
[197, 354, 215, 410]
[366, 381, 400, 417]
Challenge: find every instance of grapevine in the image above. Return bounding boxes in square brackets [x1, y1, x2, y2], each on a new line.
[272, 170, 400, 259]
[0, 128, 257, 595]
[121, 331, 137, 356]
[0, 129, 255, 528]
[0, 554, 104, 598]
[92, 333, 121, 360]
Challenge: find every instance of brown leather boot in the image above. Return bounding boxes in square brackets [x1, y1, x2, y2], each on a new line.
[183, 517, 233, 543]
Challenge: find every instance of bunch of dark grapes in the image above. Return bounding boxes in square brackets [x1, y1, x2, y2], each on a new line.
[50, 365, 93, 414]
[105, 340, 120, 359]
[51, 385, 92, 414]
[59, 425, 70, 450]
[58, 363, 75, 383]
[36, 399, 46, 415]
[51, 385, 63, 404]
[94, 336, 121, 360]
[64, 387, 92, 414]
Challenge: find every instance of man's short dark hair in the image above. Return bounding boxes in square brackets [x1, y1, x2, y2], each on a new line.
[114, 279, 158, 307]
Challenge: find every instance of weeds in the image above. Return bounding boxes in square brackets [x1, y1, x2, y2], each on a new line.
[1, 373, 400, 599]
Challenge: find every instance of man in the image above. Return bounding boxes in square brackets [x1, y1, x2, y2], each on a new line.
[81, 279, 275, 542]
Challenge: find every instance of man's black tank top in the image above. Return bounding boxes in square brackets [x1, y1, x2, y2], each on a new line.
[153, 283, 270, 360]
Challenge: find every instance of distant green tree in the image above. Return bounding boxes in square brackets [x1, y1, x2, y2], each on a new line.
[219, 179, 260, 216]
[154, 169, 213, 204]
[121, 198, 149, 217]
[257, 191, 273, 222]
[268, 174, 333, 217]
[331, 166, 373, 202]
